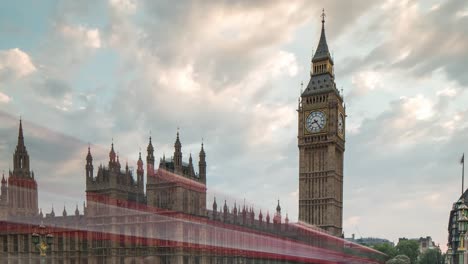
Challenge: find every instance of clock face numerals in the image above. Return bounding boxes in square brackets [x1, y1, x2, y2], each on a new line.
[338, 113, 344, 136]
[306, 111, 326, 133]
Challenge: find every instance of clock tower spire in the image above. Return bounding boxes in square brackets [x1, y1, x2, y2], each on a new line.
[297, 9, 345, 237]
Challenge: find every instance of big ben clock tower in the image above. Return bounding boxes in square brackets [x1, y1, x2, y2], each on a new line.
[298, 10, 345, 237]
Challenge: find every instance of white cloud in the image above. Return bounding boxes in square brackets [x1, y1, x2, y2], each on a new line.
[109, 0, 136, 14]
[0, 92, 11, 103]
[400, 94, 434, 121]
[60, 25, 101, 49]
[350, 70, 382, 96]
[456, 9, 468, 18]
[0, 48, 36, 80]
[436, 87, 457, 97]
[344, 216, 361, 228]
[424, 192, 440, 202]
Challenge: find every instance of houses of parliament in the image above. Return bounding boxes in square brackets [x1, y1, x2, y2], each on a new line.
[0, 12, 385, 264]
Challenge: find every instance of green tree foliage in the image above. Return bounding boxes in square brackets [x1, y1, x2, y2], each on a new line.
[396, 240, 419, 264]
[374, 243, 398, 258]
[386, 255, 411, 264]
[418, 249, 442, 264]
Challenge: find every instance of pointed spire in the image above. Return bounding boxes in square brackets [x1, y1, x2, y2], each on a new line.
[1, 172, 5, 184]
[18, 117, 24, 146]
[86, 144, 92, 162]
[312, 8, 332, 64]
[200, 140, 205, 156]
[50, 206, 55, 217]
[75, 204, 80, 216]
[147, 135, 154, 152]
[223, 200, 228, 213]
[39, 208, 43, 218]
[174, 128, 182, 173]
[137, 151, 144, 174]
[109, 140, 116, 161]
[213, 197, 217, 211]
[175, 129, 181, 148]
[276, 200, 281, 213]
[138, 152, 143, 165]
[63, 205, 67, 217]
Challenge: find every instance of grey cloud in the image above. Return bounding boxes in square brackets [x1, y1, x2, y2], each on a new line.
[340, 0, 468, 87]
[35, 78, 72, 98]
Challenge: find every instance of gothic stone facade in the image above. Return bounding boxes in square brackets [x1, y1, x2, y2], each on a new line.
[297, 14, 345, 236]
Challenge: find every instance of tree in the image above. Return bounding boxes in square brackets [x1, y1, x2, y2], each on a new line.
[374, 243, 398, 258]
[386, 255, 411, 264]
[418, 249, 442, 264]
[396, 240, 419, 264]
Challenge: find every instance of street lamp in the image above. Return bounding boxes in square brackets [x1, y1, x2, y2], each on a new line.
[32, 222, 53, 264]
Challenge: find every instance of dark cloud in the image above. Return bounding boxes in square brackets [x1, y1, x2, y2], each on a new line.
[35, 78, 72, 98]
[340, 0, 468, 87]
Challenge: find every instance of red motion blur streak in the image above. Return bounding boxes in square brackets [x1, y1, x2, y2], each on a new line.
[1, 169, 386, 264]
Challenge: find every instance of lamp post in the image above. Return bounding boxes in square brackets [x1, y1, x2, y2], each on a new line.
[32, 222, 53, 264]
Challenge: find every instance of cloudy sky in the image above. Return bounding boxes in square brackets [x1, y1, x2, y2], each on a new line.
[1, 0, 468, 250]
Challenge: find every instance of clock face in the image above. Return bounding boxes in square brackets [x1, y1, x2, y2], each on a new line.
[306, 111, 326, 133]
[338, 113, 344, 135]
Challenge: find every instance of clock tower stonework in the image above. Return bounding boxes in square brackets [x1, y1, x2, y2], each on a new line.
[298, 11, 345, 237]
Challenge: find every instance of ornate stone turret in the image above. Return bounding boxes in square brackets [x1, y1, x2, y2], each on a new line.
[62, 206, 67, 217]
[188, 153, 195, 177]
[109, 141, 116, 169]
[274, 200, 282, 225]
[8, 119, 38, 216]
[212, 197, 217, 212]
[86, 145, 93, 181]
[147, 136, 155, 176]
[174, 131, 182, 174]
[233, 202, 237, 215]
[13, 118, 30, 177]
[223, 200, 228, 221]
[0, 173, 7, 203]
[137, 152, 144, 191]
[198, 142, 206, 183]
[116, 155, 121, 171]
[75, 204, 79, 216]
